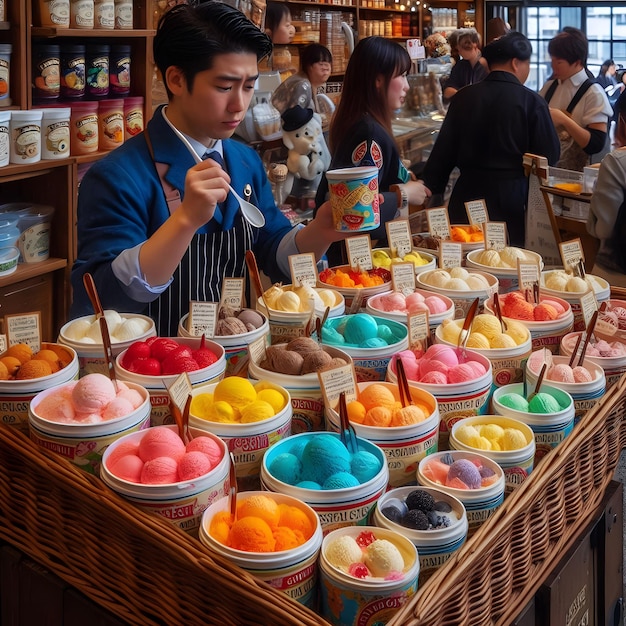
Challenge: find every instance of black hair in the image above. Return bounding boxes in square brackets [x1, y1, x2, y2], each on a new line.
[154, 1, 272, 98]
[300, 43, 333, 75]
[548, 26, 588, 65]
[482, 31, 532, 66]
[599, 59, 615, 76]
[264, 1, 291, 34]
[486, 17, 510, 44]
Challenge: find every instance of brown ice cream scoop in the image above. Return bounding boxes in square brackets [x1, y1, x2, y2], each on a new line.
[260, 345, 304, 375]
[216, 316, 248, 336]
[324, 357, 350, 370]
[237, 309, 265, 331]
[301, 350, 333, 374]
[286, 336, 322, 355]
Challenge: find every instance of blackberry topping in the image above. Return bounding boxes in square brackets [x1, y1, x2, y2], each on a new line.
[406, 489, 435, 512]
[382, 505, 404, 523]
[433, 500, 452, 513]
[402, 509, 429, 530]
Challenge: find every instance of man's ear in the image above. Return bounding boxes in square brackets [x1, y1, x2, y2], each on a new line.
[165, 66, 187, 96]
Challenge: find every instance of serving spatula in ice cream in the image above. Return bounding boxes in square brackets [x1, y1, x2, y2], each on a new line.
[527, 363, 547, 403]
[457, 297, 480, 360]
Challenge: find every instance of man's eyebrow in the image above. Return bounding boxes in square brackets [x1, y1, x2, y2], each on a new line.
[216, 73, 259, 82]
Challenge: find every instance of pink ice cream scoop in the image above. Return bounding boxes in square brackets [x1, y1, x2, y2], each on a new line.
[423, 344, 459, 368]
[186, 436, 223, 467]
[378, 292, 407, 312]
[178, 451, 212, 481]
[138, 426, 186, 462]
[394, 351, 419, 380]
[141, 456, 179, 484]
[109, 454, 144, 483]
[36, 394, 76, 422]
[572, 366, 593, 383]
[405, 292, 425, 309]
[421, 371, 448, 384]
[424, 295, 448, 314]
[102, 397, 135, 420]
[71, 373, 117, 413]
[448, 363, 479, 384]
[107, 440, 140, 466]
[418, 359, 449, 379]
[547, 363, 575, 383]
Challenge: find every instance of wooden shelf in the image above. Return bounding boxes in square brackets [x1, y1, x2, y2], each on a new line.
[0, 259, 67, 289]
[31, 27, 155, 38]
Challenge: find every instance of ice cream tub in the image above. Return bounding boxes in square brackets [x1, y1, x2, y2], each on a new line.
[114, 337, 226, 427]
[417, 450, 505, 533]
[484, 293, 574, 355]
[413, 229, 484, 262]
[449, 415, 535, 493]
[372, 485, 468, 585]
[371, 247, 437, 276]
[199, 491, 323, 608]
[321, 314, 409, 382]
[491, 383, 574, 462]
[526, 348, 606, 425]
[28, 379, 151, 476]
[435, 317, 532, 389]
[540, 270, 610, 331]
[465, 248, 544, 293]
[0, 342, 79, 433]
[560, 330, 626, 389]
[178, 310, 270, 375]
[387, 351, 493, 450]
[415, 268, 499, 320]
[248, 344, 352, 434]
[366, 289, 455, 336]
[318, 265, 392, 311]
[189, 379, 292, 492]
[325, 381, 439, 488]
[58, 312, 157, 377]
[257, 285, 344, 344]
[327, 166, 380, 233]
[17, 204, 55, 263]
[100, 424, 230, 536]
[261, 431, 389, 535]
[318, 525, 419, 626]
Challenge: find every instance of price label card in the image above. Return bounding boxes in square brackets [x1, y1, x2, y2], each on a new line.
[579, 290, 598, 328]
[166, 372, 193, 417]
[5, 313, 41, 353]
[407, 39, 425, 59]
[386, 219, 412, 259]
[219, 278, 244, 311]
[439, 242, 462, 269]
[188, 301, 218, 338]
[465, 199, 489, 226]
[317, 363, 358, 410]
[517, 261, 541, 293]
[248, 336, 267, 365]
[408, 311, 429, 352]
[346, 235, 373, 271]
[426, 207, 451, 240]
[289, 253, 318, 288]
[391, 262, 416, 294]
[484, 222, 507, 251]
[559, 239, 585, 274]
[0, 335, 6, 354]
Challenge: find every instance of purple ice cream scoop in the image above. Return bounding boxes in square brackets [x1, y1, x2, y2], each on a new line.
[447, 459, 482, 489]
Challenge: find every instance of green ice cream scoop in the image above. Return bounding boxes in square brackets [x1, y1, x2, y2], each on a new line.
[528, 392, 561, 414]
[498, 393, 529, 412]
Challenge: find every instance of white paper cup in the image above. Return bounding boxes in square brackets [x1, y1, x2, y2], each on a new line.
[326, 166, 380, 232]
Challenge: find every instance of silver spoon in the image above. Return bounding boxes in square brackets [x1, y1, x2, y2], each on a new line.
[169, 124, 266, 228]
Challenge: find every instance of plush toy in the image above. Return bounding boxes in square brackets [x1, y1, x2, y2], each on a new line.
[281, 105, 331, 198]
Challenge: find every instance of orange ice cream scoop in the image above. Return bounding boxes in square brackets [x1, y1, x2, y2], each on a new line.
[533, 303, 558, 321]
[502, 298, 535, 321]
[228, 517, 276, 552]
[238, 495, 281, 530]
[278, 503, 314, 540]
[364, 406, 393, 427]
[209, 510, 234, 545]
[273, 526, 302, 551]
[358, 384, 397, 411]
[391, 404, 427, 427]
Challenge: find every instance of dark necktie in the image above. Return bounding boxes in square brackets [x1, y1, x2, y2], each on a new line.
[202, 150, 225, 224]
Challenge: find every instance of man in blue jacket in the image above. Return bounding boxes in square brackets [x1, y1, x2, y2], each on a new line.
[71, 1, 345, 336]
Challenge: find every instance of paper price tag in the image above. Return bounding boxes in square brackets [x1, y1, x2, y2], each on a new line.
[439, 242, 462, 269]
[426, 207, 450, 240]
[317, 363, 358, 411]
[559, 239, 584, 274]
[484, 222, 507, 251]
[188, 301, 217, 338]
[248, 336, 267, 365]
[517, 261, 541, 293]
[289, 253, 318, 288]
[219, 278, 244, 311]
[579, 290, 598, 328]
[407, 311, 429, 352]
[391, 262, 416, 294]
[345, 235, 373, 271]
[166, 372, 193, 417]
[0, 335, 6, 354]
[407, 39, 425, 59]
[5, 313, 41, 353]
[386, 219, 412, 259]
[465, 199, 488, 226]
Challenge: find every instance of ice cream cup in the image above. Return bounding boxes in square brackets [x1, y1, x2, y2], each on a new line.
[449, 415, 535, 493]
[435, 317, 532, 389]
[257, 286, 345, 344]
[199, 491, 323, 608]
[540, 270, 610, 332]
[114, 338, 226, 427]
[415, 269, 499, 319]
[465, 248, 544, 293]
[261, 432, 389, 535]
[189, 379, 292, 491]
[0, 342, 79, 433]
[178, 311, 270, 375]
[526, 349, 606, 425]
[58, 312, 156, 377]
[249, 344, 352, 434]
[326, 166, 380, 232]
[372, 485, 468, 585]
[366, 289, 455, 337]
[491, 383, 574, 463]
[387, 350, 493, 450]
[29, 380, 151, 476]
[371, 247, 437, 276]
[484, 294, 574, 355]
[325, 381, 439, 488]
[321, 314, 409, 382]
[318, 525, 419, 626]
[560, 330, 626, 390]
[317, 265, 392, 312]
[100, 424, 230, 536]
[417, 450, 505, 533]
